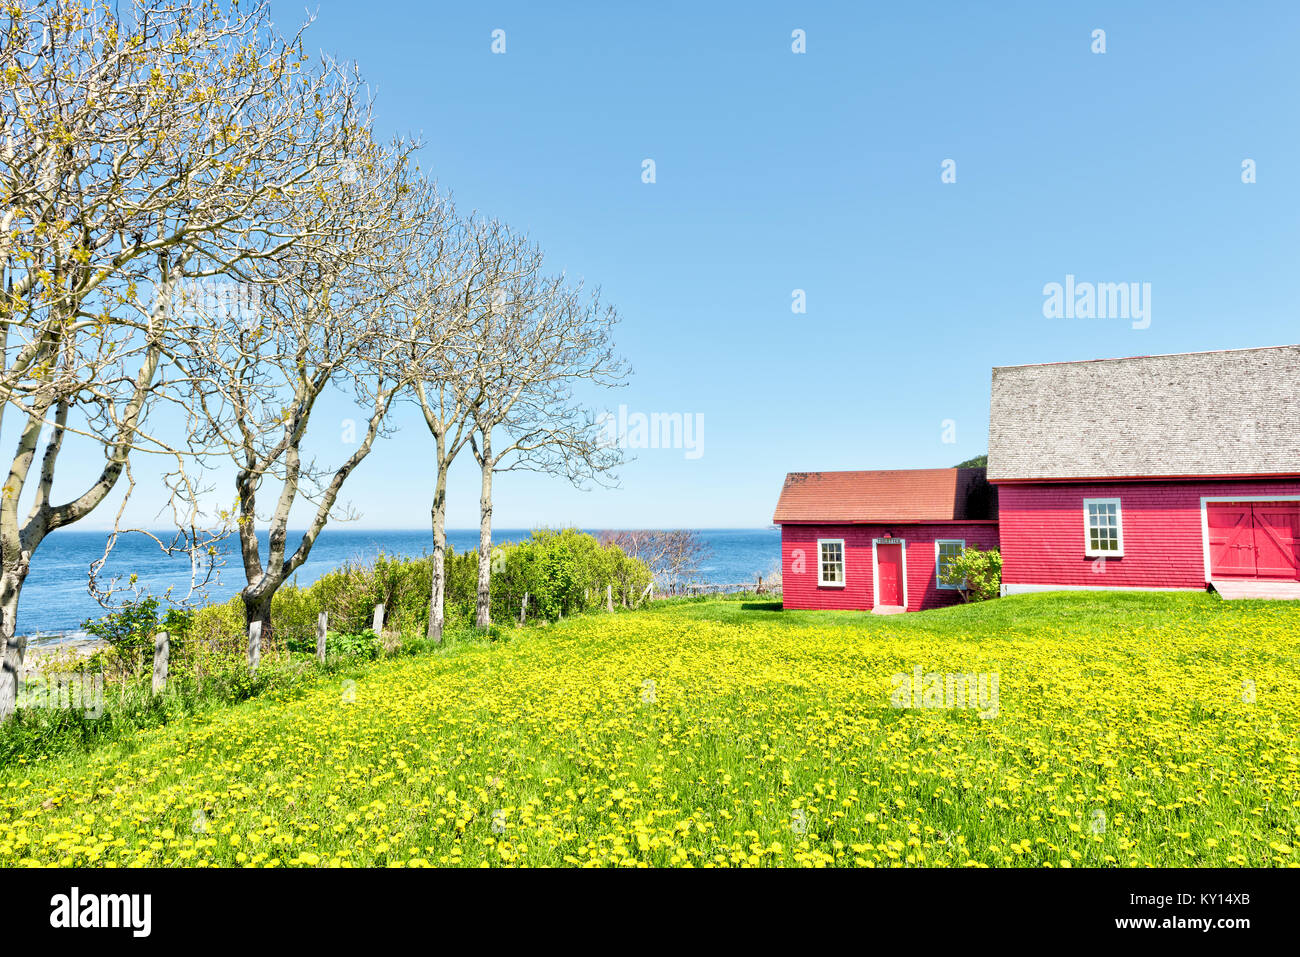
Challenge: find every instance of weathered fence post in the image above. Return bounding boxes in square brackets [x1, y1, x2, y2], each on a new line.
[372, 603, 385, 633]
[606, 583, 614, 612]
[316, 612, 328, 663]
[152, 631, 169, 695]
[519, 592, 529, 626]
[248, 620, 262, 673]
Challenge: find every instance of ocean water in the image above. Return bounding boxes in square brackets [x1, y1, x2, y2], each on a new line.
[16, 527, 781, 639]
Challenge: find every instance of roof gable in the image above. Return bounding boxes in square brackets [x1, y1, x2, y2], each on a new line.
[987, 345, 1300, 481]
[772, 468, 996, 523]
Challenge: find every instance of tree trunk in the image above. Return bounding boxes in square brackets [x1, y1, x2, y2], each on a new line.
[475, 438, 493, 629]
[0, 567, 29, 721]
[242, 590, 274, 652]
[427, 459, 449, 642]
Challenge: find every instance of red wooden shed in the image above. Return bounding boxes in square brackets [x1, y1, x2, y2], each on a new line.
[988, 345, 1300, 599]
[773, 468, 999, 612]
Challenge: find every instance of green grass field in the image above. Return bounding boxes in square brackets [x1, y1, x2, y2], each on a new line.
[2, 591, 1297, 867]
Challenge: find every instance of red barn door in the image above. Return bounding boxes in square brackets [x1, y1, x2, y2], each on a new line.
[1208, 504, 1256, 577]
[1253, 504, 1300, 579]
[1208, 502, 1300, 580]
[876, 543, 904, 606]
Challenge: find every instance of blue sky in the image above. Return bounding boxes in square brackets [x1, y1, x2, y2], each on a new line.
[50, 1, 1300, 531]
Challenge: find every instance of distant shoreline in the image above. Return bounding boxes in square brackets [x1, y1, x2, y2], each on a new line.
[14, 527, 781, 644]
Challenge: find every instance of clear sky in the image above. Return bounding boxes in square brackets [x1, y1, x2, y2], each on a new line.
[38, 1, 1300, 532]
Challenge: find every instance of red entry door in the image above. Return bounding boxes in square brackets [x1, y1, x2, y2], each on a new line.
[877, 543, 904, 606]
[1208, 502, 1300, 580]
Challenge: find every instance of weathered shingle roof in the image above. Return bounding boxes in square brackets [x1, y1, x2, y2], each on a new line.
[772, 468, 997, 523]
[987, 345, 1300, 481]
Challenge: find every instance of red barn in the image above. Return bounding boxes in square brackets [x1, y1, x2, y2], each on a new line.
[774, 468, 999, 611]
[988, 345, 1300, 599]
[774, 344, 1300, 612]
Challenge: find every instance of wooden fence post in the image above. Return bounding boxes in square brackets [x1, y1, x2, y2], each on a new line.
[316, 612, 328, 663]
[248, 620, 262, 673]
[152, 631, 169, 695]
[606, 583, 614, 612]
[519, 592, 529, 626]
[372, 603, 385, 634]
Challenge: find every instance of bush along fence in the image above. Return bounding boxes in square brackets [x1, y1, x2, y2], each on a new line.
[0, 529, 781, 757]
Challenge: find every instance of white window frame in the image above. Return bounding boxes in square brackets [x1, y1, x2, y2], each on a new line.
[817, 538, 846, 588]
[935, 539, 966, 590]
[1083, 497, 1124, 557]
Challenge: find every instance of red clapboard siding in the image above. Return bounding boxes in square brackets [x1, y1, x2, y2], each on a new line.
[997, 479, 1300, 589]
[781, 523, 1000, 611]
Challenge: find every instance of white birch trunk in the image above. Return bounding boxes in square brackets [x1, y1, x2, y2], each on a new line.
[475, 434, 493, 629]
[427, 455, 449, 642]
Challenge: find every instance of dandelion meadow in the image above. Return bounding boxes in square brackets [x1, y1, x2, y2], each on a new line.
[1, 592, 1297, 868]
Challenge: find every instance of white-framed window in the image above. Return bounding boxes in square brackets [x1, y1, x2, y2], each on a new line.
[818, 538, 845, 587]
[935, 539, 965, 589]
[1084, 498, 1124, 557]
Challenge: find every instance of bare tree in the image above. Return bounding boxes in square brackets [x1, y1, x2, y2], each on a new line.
[463, 229, 629, 627]
[412, 362, 476, 643]
[0, 0, 362, 717]
[405, 218, 497, 643]
[184, 147, 457, 643]
[597, 530, 711, 589]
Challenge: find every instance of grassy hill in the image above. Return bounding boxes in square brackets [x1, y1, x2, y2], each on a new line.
[1, 591, 1297, 867]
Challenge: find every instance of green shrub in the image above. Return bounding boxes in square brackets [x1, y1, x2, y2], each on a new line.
[939, 545, 1003, 602]
[186, 597, 246, 659]
[80, 597, 160, 674]
[490, 528, 652, 623]
[282, 530, 653, 634]
[285, 627, 382, 661]
[271, 583, 322, 648]
[329, 628, 383, 660]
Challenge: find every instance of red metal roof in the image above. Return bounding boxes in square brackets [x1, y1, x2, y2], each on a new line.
[772, 468, 997, 524]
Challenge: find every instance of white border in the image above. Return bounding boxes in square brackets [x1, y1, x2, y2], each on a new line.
[1003, 583, 1201, 595]
[934, 538, 965, 590]
[816, 537, 846, 588]
[871, 537, 908, 608]
[1083, 497, 1124, 557]
[1199, 495, 1300, 581]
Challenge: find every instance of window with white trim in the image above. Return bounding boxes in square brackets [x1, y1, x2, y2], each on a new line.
[1084, 498, 1124, 556]
[935, 539, 965, 589]
[818, 539, 845, 586]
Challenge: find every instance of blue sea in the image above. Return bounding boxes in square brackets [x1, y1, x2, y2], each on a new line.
[17, 528, 780, 639]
